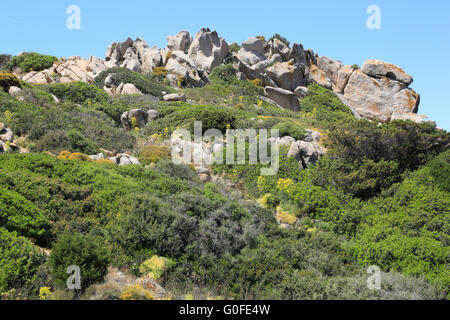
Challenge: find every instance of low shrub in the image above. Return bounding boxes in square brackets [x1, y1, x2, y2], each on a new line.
[0, 72, 20, 91]
[120, 284, 154, 300]
[49, 232, 110, 293]
[0, 228, 46, 293]
[6, 52, 57, 73]
[273, 121, 306, 140]
[41, 82, 109, 105]
[138, 145, 171, 165]
[94, 67, 174, 97]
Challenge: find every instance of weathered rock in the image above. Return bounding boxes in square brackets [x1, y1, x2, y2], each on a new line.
[317, 56, 343, 86]
[121, 109, 148, 130]
[89, 153, 105, 161]
[361, 59, 413, 85]
[308, 64, 332, 89]
[264, 87, 300, 112]
[8, 86, 23, 100]
[238, 54, 282, 81]
[120, 83, 142, 95]
[390, 112, 430, 123]
[267, 38, 290, 61]
[304, 129, 321, 143]
[106, 37, 134, 62]
[289, 43, 316, 66]
[128, 156, 141, 165]
[235, 37, 266, 66]
[188, 28, 229, 72]
[343, 70, 420, 122]
[288, 140, 325, 168]
[147, 109, 159, 121]
[166, 51, 206, 87]
[335, 65, 354, 93]
[293, 86, 309, 98]
[119, 157, 132, 166]
[163, 93, 186, 102]
[265, 59, 305, 91]
[167, 31, 192, 53]
[120, 47, 141, 72]
[22, 56, 112, 85]
[276, 136, 296, 146]
[0, 128, 14, 143]
[141, 46, 163, 73]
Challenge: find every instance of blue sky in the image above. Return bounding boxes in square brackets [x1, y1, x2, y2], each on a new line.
[1, 0, 449, 130]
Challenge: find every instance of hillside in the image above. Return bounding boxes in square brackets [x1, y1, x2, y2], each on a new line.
[0, 28, 449, 300]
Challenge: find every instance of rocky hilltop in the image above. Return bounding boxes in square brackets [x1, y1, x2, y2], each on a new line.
[13, 27, 428, 124]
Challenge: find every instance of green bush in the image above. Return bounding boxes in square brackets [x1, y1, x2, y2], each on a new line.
[49, 232, 110, 292]
[41, 82, 109, 104]
[273, 121, 306, 140]
[94, 67, 174, 97]
[269, 34, 290, 46]
[0, 72, 20, 91]
[0, 228, 46, 293]
[67, 129, 100, 155]
[0, 54, 12, 70]
[427, 150, 450, 192]
[209, 64, 238, 84]
[147, 103, 237, 135]
[0, 186, 49, 242]
[0, 89, 134, 154]
[6, 52, 57, 73]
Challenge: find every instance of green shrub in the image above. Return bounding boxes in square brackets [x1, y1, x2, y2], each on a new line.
[0, 54, 12, 70]
[138, 145, 171, 164]
[49, 232, 110, 293]
[273, 121, 306, 140]
[269, 34, 290, 46]
[427, 150, 450, 192]
[41, 82, 109, 104]
[147, 103, 236, 135]
[94, 67, 174, 97]
[6, 52, 57, 73]
[0, 72, 20, 91]
[0, 186, 49, 242]
[0, 228, 46, 293]
[209, 64, 238, 84]
[67, 129, 100, 155]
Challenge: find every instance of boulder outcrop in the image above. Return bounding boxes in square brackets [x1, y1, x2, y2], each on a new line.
[188, 27, 229, 72]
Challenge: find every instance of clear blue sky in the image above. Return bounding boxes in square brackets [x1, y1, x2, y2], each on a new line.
[1, 0, 449, 130]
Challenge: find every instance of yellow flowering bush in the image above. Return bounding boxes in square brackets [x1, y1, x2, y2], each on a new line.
[39, 287, 52, 300]
[139, 255, 175, 279]
[277, 178, 294, 192]
[120, 285, 154, 300]
[276, 206, 297, 225]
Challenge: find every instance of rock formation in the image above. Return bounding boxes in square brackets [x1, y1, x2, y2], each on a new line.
[16, 28, 430, 124]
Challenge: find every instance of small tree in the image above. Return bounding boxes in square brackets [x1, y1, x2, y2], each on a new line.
[49, 233, 110, 295]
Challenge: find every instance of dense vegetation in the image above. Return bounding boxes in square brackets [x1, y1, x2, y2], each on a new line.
[6, 52, 57, 73]
[0, 56, 449, 300]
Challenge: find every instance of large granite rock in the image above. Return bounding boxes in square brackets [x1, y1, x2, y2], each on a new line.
[167, 31, 192, 53]
[166, 51, 206, 87]
[22, 56, 114, 84]
[343, 69, 420, 122]
[265, 59, 305, 91]
[235, 37, 266, 66]
[361, 59, 413, 85]
[188, 28, 229, 72]
[121, 109, 149, 130]
[264, 86, 300, 112]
